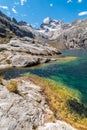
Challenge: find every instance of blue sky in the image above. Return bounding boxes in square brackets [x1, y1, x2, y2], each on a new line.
[0, 0, 87, 27]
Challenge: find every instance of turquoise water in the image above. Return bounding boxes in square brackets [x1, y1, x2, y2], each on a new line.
[27, 50, 87, 104]
[0, 50, 87, 105]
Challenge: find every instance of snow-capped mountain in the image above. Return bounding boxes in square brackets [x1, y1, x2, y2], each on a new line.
[38, 17, 71, 39]
[0, 10, 87, 49]
[39, 17, 87, 49]
[40, 17, 64, 31]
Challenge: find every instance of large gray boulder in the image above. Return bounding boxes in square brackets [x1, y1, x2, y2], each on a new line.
[0, 38, 61, 69]
[11, 55, 40, 67]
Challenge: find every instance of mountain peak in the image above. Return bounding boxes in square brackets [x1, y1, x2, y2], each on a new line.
[43, 17, 52, 24]
[40, 17, 64, 31]
[43, 17, 63, 25]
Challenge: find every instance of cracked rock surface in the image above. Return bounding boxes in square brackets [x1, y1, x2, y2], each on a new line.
[0, 77, 76, 130]
[0, 77, 54, 130]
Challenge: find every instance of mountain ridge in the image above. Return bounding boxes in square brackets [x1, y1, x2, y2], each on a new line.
[0, 10, 87, 49]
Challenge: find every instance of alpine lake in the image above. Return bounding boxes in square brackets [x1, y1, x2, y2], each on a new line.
[0, 49, 87, 129]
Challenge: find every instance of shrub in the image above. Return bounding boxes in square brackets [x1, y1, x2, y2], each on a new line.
[33, 124, 37, 129]
[6, 79, 18, 93]
[6, 59, 11, 64]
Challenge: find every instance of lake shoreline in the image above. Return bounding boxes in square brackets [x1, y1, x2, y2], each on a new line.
[0, 56, 77, 73]
[26, 74, 87, 130]
[0, 76, 76, 130]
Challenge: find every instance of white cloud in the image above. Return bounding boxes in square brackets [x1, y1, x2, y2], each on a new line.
[78, 0, 82, 3]
[67, 0, 72, 3]
[12, 8, 17, 14]
[14, 2, 19, 5]
[78, 11, 87, 16]
[21, 0, 27, 6]
[0, 5, 8, 10]
[50, 3, 53, 7]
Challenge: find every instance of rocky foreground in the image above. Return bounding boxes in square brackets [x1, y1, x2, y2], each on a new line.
[0, 77, 76, 130]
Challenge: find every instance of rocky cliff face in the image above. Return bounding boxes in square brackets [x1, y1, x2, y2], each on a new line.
[0, 11, 48, 44]
[40, 17, 87, 49]
[0, 11, 34, 39]
[50, 19, 87, 49]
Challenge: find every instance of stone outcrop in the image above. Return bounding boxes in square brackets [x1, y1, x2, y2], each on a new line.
[0, 38, 61, 69]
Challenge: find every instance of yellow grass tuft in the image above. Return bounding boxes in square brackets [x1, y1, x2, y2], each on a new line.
[6, 79, 18, 93]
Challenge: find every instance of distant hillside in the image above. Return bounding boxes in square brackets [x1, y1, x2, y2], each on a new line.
[0, 11, 48, 44]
